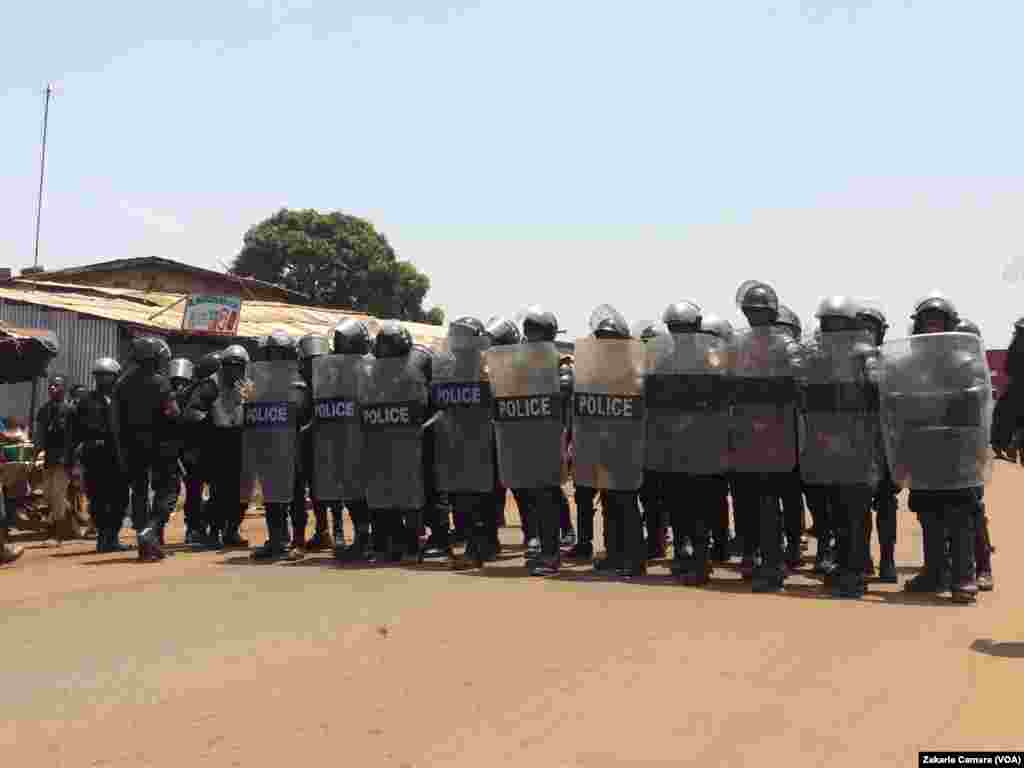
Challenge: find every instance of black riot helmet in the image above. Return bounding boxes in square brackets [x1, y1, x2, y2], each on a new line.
[522, 306, 559, 343]
[449, 315, 486, 339]
[736, 280, 780, 327]
[130, 336, 165, 370]
[856, 305, 889, 345]
[220, 345, 249, 384]
[91, 357, 121, 394]
[774, 305, 802, 339]
[815, 295, 862, 334]
[589, 304, 631, 340]
[483, 316, 521, 346]
[91, 357, 122, 377]
[956, 319, 981, 337]
[195, 352, 222, 380]
[911, 292, 959, 334]
[661, 301, 702, 333]
[259, 329, 297, 361]
[221, 345, 250, 368]
[333, 318, 372, 355]
[373, 321, 413, 359]
[298, 334, 331, 360]
[168, 357, 195, 383]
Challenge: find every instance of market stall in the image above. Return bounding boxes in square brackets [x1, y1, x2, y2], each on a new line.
[0, 323, 62, 533]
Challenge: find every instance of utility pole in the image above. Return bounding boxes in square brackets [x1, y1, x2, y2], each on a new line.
[33, 83, 52, 270]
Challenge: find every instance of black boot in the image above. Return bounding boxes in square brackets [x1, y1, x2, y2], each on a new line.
[251, 507, 290, 561]
[137, 526, 166, 562]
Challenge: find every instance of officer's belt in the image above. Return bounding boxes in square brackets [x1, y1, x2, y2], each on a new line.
[803, 382, 879, 413]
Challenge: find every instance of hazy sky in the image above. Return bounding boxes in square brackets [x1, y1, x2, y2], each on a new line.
[3, 1, 1024, 345]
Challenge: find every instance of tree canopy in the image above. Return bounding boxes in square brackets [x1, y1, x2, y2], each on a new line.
[231, 208, 444, 325]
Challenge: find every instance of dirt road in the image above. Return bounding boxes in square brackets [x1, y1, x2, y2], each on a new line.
[2, 466, 1021, 767]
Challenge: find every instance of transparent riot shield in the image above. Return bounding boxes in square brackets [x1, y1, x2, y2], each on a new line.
[799, 330, 881, 486]
[728, 326, 800, 473]
[243, 361, 299, 504]
[485, 342, 562, 490]
[312, 354, 366, 502]
[878, 332, 993, 489]
[644, 332, 730, 475]
[572, 338, 646, 490]
[359, 357, 428, 509]
[432, 336, 494, 494]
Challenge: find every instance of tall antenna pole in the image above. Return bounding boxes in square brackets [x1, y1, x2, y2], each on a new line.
[33, 84, 52, 270]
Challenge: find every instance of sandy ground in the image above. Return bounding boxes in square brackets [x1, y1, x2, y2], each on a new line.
[1, 465, 1022, 768]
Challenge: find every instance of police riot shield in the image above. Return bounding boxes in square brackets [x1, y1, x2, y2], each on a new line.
[359, 357, 428, 509]
[572, 338, 646, 490]
[644, 332, 730, 475]
[243, 362, 299, 504]
[799, 330, 881, 486]
[728, 326, 800, 473]
[432, 336, 494, 493]
[878, 332, 993, 490]
[485, 342, 562, 490]
[312, 354, 366, 502]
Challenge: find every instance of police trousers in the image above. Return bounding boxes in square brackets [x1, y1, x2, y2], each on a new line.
[514, 487, 560, 558]
[822, 484, 872, 577]
[908, 489, 977, 587]
[730, 473, 765, 561]
[119, 434, 178, 533]
[208, 427, 244, 536]
[602, 489, 644, 566]
[866, 469, 899, 564]
[83, 443, 128, 538]
[662, 473, 726, 567]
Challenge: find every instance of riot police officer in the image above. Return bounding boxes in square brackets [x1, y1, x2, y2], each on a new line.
[363, 322, 430, 563]
[730, 281, 802, 592]
[646, 300, 723, 582]
[112, 336, 180, 561]
[697, 313, 736, 563]
[773, 305, 807, 570]
[203, 344, 251, 551]
[800, 296, 880, 599]
[297, 334, 338, 551]
[432, 316, 498, 566]
[74, 357, 130, 553]
[857, 305, 899, 583]
[883, 294, 989, 603]
[482, 315, 523, 556]
[151, 356, 196, 545]
[574, 306, 647, 578]
[325, 318, 373, 561]
[249, 330, 304, 559]
[180, 352, 221, 545]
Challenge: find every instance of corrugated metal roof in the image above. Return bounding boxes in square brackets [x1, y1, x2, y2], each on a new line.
[0, 280, 447, 348]
[21, 256, 309, 303]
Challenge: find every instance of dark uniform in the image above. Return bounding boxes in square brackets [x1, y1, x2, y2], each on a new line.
[857, 307, 899, 583]
[112, 337, 179, 561]
[202, 345, 251, 551]
[730, 281, 802, 592]
[296, 334, 338, 552]
[179, 352, 222, 545]
[73, 358, 129, 553]
[887, 294, 989, 604]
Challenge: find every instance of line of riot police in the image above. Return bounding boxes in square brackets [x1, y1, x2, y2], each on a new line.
[65, 282, 994, 603]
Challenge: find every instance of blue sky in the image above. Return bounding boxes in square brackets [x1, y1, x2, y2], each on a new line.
[3, 1, 1024, 344]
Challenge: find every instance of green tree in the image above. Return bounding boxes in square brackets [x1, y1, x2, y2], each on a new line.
[231, 208, 444, 324]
